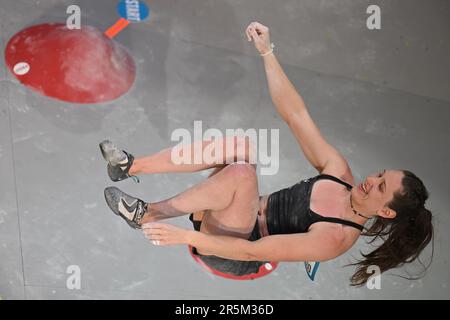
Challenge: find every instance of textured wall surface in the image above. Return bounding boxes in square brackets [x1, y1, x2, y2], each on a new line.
[0, 0, 449, 299]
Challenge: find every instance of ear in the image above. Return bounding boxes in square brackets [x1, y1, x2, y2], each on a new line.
[377, 207, 397, 219]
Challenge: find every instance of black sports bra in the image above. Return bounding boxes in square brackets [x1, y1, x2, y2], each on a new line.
[265, 174, 365, 235]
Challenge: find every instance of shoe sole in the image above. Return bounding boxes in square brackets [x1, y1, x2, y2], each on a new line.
[99, 140, 125, 167]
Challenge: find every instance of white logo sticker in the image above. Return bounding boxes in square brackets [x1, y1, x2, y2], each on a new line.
[13, 62, 30, 75]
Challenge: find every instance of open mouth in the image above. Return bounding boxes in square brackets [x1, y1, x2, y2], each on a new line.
[359, 182, 368, 194]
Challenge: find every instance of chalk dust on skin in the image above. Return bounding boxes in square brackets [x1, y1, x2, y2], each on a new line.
[5, 23, 136, 103]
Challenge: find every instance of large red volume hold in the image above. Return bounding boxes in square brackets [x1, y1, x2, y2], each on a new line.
[5, 23, 136, 104]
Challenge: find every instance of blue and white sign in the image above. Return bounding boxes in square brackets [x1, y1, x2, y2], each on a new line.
[117, 0, 149, 22]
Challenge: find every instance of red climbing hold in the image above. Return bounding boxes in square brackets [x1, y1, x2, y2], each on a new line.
[5, 23, 136, 104]
[188, 245, 278, 280]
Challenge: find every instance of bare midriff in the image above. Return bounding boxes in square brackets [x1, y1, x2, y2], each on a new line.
[257, 195, 270, 238]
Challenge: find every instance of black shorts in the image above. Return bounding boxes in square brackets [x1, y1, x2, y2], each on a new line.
[188, 214, 268, 276]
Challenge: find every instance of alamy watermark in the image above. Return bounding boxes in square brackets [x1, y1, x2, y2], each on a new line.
[170, 121, 279, 176]
[66, 265, 81, 290]
[366, 5, 381, 30]
[366, 265, 381, 290]
[66, 5, 81, 30]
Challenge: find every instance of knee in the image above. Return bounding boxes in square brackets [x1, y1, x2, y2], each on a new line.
[233, 136, 257, 164]
[226, 163, 257, 180]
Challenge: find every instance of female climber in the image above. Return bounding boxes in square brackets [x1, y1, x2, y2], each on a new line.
[101, 22, 433, 285]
